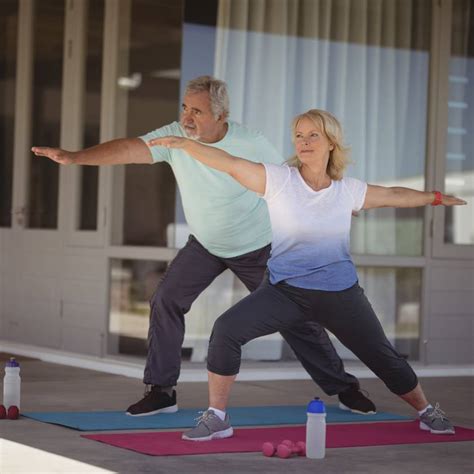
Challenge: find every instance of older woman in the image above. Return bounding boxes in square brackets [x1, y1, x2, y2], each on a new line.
[149, 109, 465, 441]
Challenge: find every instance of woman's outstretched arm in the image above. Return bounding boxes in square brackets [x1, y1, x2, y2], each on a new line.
[363, 185, 466, 209]
[148, 136, 266, 194]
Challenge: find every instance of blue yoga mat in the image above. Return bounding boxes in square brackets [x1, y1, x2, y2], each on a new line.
[23, 405, 410, 431]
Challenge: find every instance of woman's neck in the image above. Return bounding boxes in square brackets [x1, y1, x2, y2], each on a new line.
[299, 165, 331, 191]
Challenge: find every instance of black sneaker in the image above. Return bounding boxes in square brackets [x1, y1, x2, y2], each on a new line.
[338, 387, 376, 414]
[126, 387, 178, 416]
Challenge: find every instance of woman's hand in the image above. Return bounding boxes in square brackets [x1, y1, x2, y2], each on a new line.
[148, 136, 190, 149]
[439, 193, 467, 206]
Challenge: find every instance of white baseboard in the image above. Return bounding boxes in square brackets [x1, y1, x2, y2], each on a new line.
[1, 340, 473, 382]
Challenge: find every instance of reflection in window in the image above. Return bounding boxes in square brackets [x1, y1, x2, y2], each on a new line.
[28, 0, 64, 229]
[108, 259, 168, 357]
[215, 0, 432, 256]
[444, 0, 473, 245]
[78, 0, 105, 231]
[0, 0, 18, 227]
[113, 0, 183, 247]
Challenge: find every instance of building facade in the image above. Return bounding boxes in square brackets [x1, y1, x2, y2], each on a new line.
[0, 0, 473, 365]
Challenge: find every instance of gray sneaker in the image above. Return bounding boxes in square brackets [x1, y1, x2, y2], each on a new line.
[419, 403, 455, 434]
[182, 410, 234, 441]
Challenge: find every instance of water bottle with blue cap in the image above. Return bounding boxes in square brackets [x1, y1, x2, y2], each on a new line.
[3, 357, 21, 411]
[306, 397, 326, 458]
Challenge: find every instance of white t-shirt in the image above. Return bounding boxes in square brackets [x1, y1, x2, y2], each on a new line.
[262, 163, 367, 290]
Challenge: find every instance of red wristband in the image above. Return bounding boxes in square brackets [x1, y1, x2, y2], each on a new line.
[431, 191, 443, 206]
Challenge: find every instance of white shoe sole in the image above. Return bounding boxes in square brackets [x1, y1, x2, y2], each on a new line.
[339, 402, 376, 415]
[182, 426, 234, 441]
[419, 421, 455, 434]
[126, 404, 178, 417]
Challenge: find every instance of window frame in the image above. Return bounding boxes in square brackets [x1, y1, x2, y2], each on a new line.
[431, 0, 474, 259]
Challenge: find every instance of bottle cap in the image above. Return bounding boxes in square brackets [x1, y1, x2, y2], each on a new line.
[307, 397, 325, 413]
[6, 357, 20, 368]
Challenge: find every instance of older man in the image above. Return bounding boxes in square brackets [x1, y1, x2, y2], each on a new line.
[32, 76, 375, 416]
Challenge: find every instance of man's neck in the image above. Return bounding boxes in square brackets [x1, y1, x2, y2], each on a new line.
[201, 122, 229, 144]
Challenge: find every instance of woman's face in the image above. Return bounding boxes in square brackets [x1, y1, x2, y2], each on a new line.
[294, 117, 333, 166]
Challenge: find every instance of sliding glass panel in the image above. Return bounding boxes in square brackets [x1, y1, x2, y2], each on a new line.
[77, 0, 105, 231]
[443, 0, 473, 245]
[112, 0, 183, 247]
[0, 0, 18, 227]
[214, 0, 432, 256]
[28, 0, 65, 229]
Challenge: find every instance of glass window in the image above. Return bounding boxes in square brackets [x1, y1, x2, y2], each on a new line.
[0, 0, 18, 228]
[214, 0, 432, 256]
[444, 0, 473, 245]
[28, 0, 65, 229]
[108, 259, 167, 356]
[107, 1, 427, 362]
[108, 260, 421, 361]
[78, 0, 105, 231]
[112, 0, 183, 247]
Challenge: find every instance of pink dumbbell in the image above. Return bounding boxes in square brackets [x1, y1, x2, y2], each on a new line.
[276, 440, 306, 458]
[262, 441, 277, 457]
[295, 441, 306, 456]
[262, 440, 294, 457]
[7, 406, 19, 420]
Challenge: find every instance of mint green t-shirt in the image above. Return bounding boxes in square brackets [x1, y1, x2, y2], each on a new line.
[139, 121, 283, 258]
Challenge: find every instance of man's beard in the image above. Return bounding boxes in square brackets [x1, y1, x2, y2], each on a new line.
[186, 131, 201, 140]
[182, 124, 200, 140]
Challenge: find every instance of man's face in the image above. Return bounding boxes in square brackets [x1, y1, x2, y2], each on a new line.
[180, 92, 225, 142]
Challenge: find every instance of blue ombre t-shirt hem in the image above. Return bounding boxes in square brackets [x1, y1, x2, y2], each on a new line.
[268, 260, 359, 291]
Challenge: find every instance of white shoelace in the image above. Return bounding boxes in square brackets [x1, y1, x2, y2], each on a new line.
[428, 403, 448, 420]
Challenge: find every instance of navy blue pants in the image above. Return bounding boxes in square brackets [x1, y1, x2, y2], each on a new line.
[207, 277, 418, 396]
[144, 235, 359, 394]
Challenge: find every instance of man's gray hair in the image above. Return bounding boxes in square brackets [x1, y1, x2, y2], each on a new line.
[185, 76, 230, 120]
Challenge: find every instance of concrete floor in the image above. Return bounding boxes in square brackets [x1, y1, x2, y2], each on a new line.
[0, 355, 473, 474]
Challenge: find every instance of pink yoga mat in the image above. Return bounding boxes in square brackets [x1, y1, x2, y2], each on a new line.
[82, 421, 474, 456]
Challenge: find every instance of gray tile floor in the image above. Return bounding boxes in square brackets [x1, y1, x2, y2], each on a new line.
[0, 356, 473, 474]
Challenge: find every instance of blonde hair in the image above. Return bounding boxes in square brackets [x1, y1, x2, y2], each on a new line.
[287, 109, 350, 180]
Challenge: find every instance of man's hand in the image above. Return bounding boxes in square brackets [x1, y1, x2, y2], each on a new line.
[31, 147, 75, 165]
[148, 136, 190, 149]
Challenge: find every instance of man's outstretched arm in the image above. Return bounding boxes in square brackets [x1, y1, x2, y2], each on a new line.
[31, 138, 153, 165]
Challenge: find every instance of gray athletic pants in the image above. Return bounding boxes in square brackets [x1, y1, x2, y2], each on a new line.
[207, 276, 418, 395]
[144, 235, 359, 394]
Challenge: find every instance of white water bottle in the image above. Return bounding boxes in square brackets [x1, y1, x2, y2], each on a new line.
[306, 397, 326, 459]
[3, 357, 21, 410]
